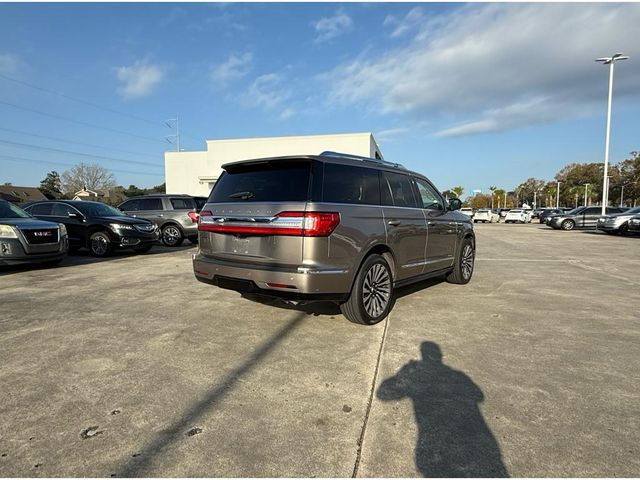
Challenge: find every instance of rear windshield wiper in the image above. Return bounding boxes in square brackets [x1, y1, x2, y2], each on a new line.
[229, 191, 254, 200]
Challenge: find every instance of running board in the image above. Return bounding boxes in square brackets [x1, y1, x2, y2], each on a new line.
[394, 267, 453, 289]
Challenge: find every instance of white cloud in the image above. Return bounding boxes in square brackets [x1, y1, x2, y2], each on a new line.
[383, 7, 426, 38]
[327, 3, 640, 137]
[376, 127, 410, 142]
[312, 9, 353, 43]
[240, 73, 294, 120]
[115, 60, 164, 99]
[210, 53, 253, 87]
[0, 53, 20, 74]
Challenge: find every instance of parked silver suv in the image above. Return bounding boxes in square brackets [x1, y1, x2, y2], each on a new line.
[193, 152, 475, 324]
[118, 194, 200, 246]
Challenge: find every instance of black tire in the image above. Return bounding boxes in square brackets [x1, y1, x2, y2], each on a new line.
[89, 231, 112, 257]
[446, 237, 475, 285]
[561, 220, 575, 231]
[340, 254, 394, 325]
[161, 224, 184, 247]
[133, 244, 153, 254]
[620, 223, 629, 236]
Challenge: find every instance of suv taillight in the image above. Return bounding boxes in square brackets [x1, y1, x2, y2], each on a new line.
[198, 211, 340, 237]
[187, 210, 199, 223]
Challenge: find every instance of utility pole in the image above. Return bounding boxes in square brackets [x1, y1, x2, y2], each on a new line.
[165, 116, 180, 152]
[556, 181, 561, 208]
[596, 53, 629, 215]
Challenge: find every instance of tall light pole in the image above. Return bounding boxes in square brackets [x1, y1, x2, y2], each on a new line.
[596, 53, 629, 215]
[556, 181, 561, 208]
[584, 183, 590, 206]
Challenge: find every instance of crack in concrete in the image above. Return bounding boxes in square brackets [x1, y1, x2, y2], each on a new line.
[351, 314, 391, 478]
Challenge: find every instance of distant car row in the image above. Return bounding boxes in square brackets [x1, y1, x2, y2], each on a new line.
[542, 206, 640, 234]
[457, 206, 640, 235]
[0, 194, 206, 266]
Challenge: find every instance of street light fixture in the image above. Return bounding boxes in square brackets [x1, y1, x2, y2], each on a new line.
[595, 52, 629, 215]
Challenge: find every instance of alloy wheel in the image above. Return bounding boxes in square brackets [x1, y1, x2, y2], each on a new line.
[362, 263, 391, 319]
[461, 244, 474, 280]
[163, 226, 181, 246]
[91, 234, 108, 256]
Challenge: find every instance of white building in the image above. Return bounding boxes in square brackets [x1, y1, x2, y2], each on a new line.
[164, 132, 383, 197]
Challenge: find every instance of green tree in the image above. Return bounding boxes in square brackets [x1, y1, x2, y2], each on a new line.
[617, 151, 640, 207]
[39, 171, 63, 199]
[515, 178, 546, 207]
[494, 188, 506, 208]
[451, 186, 464, 199]
[469, 194, 492, 209]
[489, 186, 497, 209]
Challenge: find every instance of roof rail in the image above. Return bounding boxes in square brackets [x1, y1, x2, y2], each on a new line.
[319, 151, 406, 170]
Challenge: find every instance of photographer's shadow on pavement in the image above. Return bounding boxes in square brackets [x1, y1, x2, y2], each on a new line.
[377, 341, 508, 478]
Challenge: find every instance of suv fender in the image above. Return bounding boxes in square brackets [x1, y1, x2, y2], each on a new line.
[346, 244, 397, 293]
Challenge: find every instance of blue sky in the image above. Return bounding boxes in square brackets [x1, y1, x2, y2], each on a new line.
[1, 2, 639, 197]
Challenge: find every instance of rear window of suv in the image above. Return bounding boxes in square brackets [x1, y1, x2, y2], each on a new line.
[170, 197, 196, 210]
[322, 163, 380, 205]
[209, 161, 311, 203]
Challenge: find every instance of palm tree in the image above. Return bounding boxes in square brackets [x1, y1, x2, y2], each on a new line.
[494, 188, 505, 208]
[489, 186, 497, 209]
[451, 186, 464, 199]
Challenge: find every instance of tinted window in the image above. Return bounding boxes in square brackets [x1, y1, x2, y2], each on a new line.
[138, 198, 163, 211]
[170, 197, 196, 210]
[414, 178, 444, 211]
[0, 201, 30, 218]
[194, 197, 208, 210]
[120, 199, 140, 212]
[76, 202, 126, 217]
[29, 203, 53, 216]
[322, 163, 380, 205]
[209, 161, 311, 203]
[584, 207, 601, 215]
[52, 203, 77, 217]
[381, 172, 419, 208]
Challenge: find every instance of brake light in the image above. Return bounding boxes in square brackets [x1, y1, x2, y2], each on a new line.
[198, 211, 340, 237]
[187, 210, 199, 223]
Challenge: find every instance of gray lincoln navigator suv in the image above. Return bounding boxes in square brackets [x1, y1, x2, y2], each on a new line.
[193, 151, 475, 325]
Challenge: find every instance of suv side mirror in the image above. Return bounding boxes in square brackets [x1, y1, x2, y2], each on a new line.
[448, 198, 462, 211]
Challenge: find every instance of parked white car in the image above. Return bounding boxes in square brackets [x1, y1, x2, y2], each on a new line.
[460, 208, 474, 218]
[473, 209, 500, 223]
[504, 209, 532, 223]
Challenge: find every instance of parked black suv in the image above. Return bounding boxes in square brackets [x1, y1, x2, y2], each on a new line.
[0, 200, 68, 266]
[118, 194, 201, 246]
[24, 200, 159, 257]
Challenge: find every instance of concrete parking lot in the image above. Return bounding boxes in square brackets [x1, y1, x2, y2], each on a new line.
[1, 224, 639, 477]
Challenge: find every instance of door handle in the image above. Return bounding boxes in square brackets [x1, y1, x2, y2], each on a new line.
[158, 214, 164, 217]
[387, 220, 401, 226]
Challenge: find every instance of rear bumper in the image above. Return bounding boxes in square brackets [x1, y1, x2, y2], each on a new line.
[192, 253, 352, 301]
